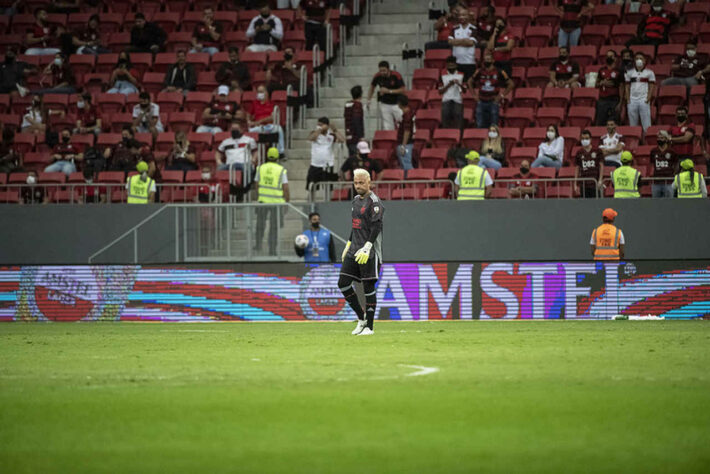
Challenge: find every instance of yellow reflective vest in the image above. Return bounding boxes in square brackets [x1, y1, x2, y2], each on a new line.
[612, 165, 640, 198]
[126, 174, 153, 204]
[257, 161, 286, 203]
[456, 165, 487, 200]
[674, 171, 704, 198]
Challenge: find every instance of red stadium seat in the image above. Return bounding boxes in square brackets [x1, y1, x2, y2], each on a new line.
[507, 6, 536, 27]
[669, 24, 697, 45]
[0, 95, 10, 114]
[406, 168, 435, 185]
[372, 130, 398, 151]
[10, 14, 35, 35]
[683, 3, 710, 25]
[581, 25, 609, 47]
[379, 168, 405, 185]
[99, 13, 124, 33]
[0, 35, 22, 54]
[432, 129, 461, 148]
[617, 126, 642, 148]
[592, 4, 622, 25]
[511, 47, 538, 68]
[537, 47, 559, 67]
[656, 44, 685, 65]
[542, 88, 571, 108]
[153, 52, 176, 74]
[689, 103, 704, 125]
[656, 86, 687, 107]
[223, 31, 249, 50]
[536, 6, 561, 28]
[187, 53, 210, 74]
[196, 71, 218, 93]
[424, 49, 450, 70]
[567, 107, 595, 128]
[23, 152, 50, 171]
[425, 89, 443, 110]
[462, 129, 488, 149]
[142, 72, 166, 96]
[414, 109, 441, 132]
[503, 107, 535, 128]
[107, 32, 131, 51]
[368, 149, 392, 169]
[657, 105, 678, 126]
[698, 23, 710, 44]
[237, 10, 260, 30]
[68, 54, 95, 76]
[166, 32, 193, 53]
[107, 113, 133, 133]
[535, 107, 565, 128]
[156, 91, 184, 114]
[331, 187, 351, 201]
[610, 24, 637, 46]
[418, 148, 448, 169]
[508, 147, 538, 168]
[14, 134, 35, 154]
[273, 10, 294, 31]
[97, 93, 126, 115]
[186, 132, 212, 154]
[526, 66, 551, 88]
[182, 11, 204, 32]
[184, 91, 212, 113]
[512, 88, 542, 109]
[510, 67, 527, 88]
[421, 187, 447, 200]
[0, 114, 20, 131]
[165, 0, 191, 14]
[67, 12, 91, 30]
[412, 68, 440, 90]
[524, 26, 553, 48]
[43, 94, 69, 112]
[282, 30, 306, 51]
[96, 133, 122, 149]
[629, 45, 655, 63]
[156, 132, 176, 152]
[240, 51, 267, 77]
[153, 12, 181, 33]
[96, 54, 119, 74]
[624, 2, 649, 24]
[129, 53, 153, 77]
[570, 45, 597, 66]
[571, 88, 599, 107]
[406, 90, 427, 111]
[71, 134, 95, 149]
[391, 188, 421, 200]
[522, 127, 547, 147]
[169, 112, 197, 133]
[97, 171, 126, 184]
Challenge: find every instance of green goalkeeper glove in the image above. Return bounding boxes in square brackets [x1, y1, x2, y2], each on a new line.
[341, 241, 351, 262]
[354, 242, 373, 265]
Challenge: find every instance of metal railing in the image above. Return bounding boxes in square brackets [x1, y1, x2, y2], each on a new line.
[298, 64, 307, 129]
[312, 44, 322, 108]
[87, 202, 349, 264]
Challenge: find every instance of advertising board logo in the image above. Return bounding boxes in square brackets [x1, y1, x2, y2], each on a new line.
[298, 265, 352, 320]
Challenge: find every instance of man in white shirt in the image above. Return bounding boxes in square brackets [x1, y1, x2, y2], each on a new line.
[624, 53, 655, 132]
[246, 5, 283, 53]
[439, 55, 465, 129]
[448, 9, 477, 81]
[306, 116, 345, 190]
[599, 119, 625, 168]
[216, 121, 257, 184]
[132, 91, 164, 137]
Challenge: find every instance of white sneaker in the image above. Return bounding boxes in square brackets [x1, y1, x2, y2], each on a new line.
[351, 319, 366, 335]
[16, 84, 28, 98]
[357, 327, 373, 336]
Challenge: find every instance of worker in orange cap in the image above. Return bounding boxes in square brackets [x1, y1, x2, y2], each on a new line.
[590, 208, 625, 261]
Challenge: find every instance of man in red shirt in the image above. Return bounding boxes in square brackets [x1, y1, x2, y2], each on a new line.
[547, 46, 581, 89]
[190, 7, 222, 56]
[628, 0, 676, 47]
[215, 47, 251, 92]
[45, 128, 83, 176]
[75, 93, 101, 135]
[574, 129, 603, 198]
[395, 95, 414, 170]
[650, 130, 678, 198]
[36, 53, 76, 94]
[344, 85, 365, 157]
[595, 49, 625, 125]
[72, 14, 110, 55]
[248, 85, 285, 155]
[668, 105, 695, 158]
[426, 6, 459, 50]
[509, 160, 536, 198]
[25, 8, 62, 56]
[469, 50, 513, 129]
[299, 0, 330, 52]
[196, 85, 240, 135]
[487, 17, 516, 78]
[476, 5, 496, 49]
[196, 165, 218, 203]
[556, 0, 592, 48]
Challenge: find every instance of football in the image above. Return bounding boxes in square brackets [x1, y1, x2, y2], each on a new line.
[294, 234, 309, 249]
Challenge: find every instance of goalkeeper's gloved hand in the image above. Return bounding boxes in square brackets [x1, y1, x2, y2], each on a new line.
[354, 242, 373, 265]
[341, 241, 351, 262]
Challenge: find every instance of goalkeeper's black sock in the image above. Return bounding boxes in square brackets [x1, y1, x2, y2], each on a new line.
[364, 285, 376, 330]
[340, 284, 364, 321]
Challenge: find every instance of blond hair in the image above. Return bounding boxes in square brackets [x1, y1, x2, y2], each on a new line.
[353, 168, 370, 181]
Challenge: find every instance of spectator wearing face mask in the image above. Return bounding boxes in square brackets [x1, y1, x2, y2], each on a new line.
[129, 12, 166, 54]
[294, 212, 336, 263]
[45, 128, 83, 176]
[307, 116, 345, 190]
[166, 131, 197, 172]
[35, 52, 76, 95]
[196, 85, 239, 135]
[74, 93, 101, 135]
[265, 47, 301, 91]
[439, 56, 466, 130]
[595, 50, 625, 126]
[20, 95, 48, 135]
[625, 53, 655, 132]
[216, 121, 257, 187]
[104, 126, 139, 172]
[650, 130, 678, 198]
[247, 85, 285, 156]
[627, 0, 676, 48]
[478, 125, 505, 169]
[619, 48, 634, 74]
[547, 46, 580, 89]
[556, 0, 593, 48]
[22, 171, 48, 204]
[196, 166, 218, 203]
[487, 17, 516, 78]
[532, 124, 564, 169]
[662, 42, 707, 91]
[132, 92, 164, 139]
[668, 105, 695, 158]
[599, 119, 625, 169]
[574, 129, 603, 198]
[509, 160, 536, 199]
[340, 140, 382, 179]
[24, 8, 62, 56]
[106, 51, 141, 96]
[246, 5, 283, 53]
[476, 5, 497, 50]
[470, 50, 513, 129]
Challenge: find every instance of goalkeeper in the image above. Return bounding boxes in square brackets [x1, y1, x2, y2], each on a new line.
[339, 168, 384, 336]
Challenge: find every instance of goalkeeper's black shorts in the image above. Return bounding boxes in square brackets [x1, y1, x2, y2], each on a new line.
[340, 253, 381, 281]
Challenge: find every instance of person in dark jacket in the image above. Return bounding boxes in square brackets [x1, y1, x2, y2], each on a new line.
[163, 50, 196, 95]
[129, 13, 166, 54]
[215, 47, 251, 92]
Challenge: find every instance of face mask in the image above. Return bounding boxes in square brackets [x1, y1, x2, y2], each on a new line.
[62, 136, 70, 143]
[559, 55, 568, 62]
[141, 103, 150, 109]
[488, 131, 498, 139]
[85, 178, 93, 184]
[5, 55, 14, 64]
[520, 167, 529, 174]
[483, 61, 493, 67]
[657, 139, 666, 146]
[261, 13, 269, 18]
[201, 172, 211, 180]
[26, 175, 36, 185]
[635, 59, 644, 68]
[311, 222, 320, 229]
[606, 57, 614, 65]
[447, 66, 457, 72]
[546, 131, 555, 140]
[122, 137, 130, 144]
[687, 49, 696, 58]
[54, 58, 62, 66]
[581, 138, 590, 147]
[653, 6, 662, 12]
[284, 53, 293, 61]
[256, 92, 265, 101]
[231, 129, 242, 139]
[77, 100, 85, 109]
[677, 114, 687, 122]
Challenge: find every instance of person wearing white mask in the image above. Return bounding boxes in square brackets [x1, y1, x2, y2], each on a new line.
[624, 53, 655, 132]
[661, 42, 707, 91]
[74, 93, 102, 136]
[478, 124, 505, 169]
[247, 85, 285, 156]
[532, 124, 565, 169]
[22, 171, 48, 204]
[574, 129, 603, 198]
[35, 53, 76, 94]
[627, 0, 677, 48]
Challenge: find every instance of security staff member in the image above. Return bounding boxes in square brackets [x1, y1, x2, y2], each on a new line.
[295, 212, 336, 263]
[454, 151, 493, 200]
[590, 208, 625, 261]
[611, 150, 640, 198]
[254, 147, 289, 254]
[126, 160, 155, 204]
[673, 159, 708, 198]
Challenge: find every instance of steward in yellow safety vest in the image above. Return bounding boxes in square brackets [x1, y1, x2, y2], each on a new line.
[611, 151, 640, 198]
[590, 208, 625, 261]
[455, 151, 492, 200]
[673, 159, 707, 198]
[126, 161, 155, 204]
[255, 147, 290, 203]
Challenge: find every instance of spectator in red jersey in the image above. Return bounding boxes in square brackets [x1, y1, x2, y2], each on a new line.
[166, 131, 198, 172]
[344, 85, 365, 157]
[595, 49, 625, 126]
[426, 6, 459, 51]
[216, 47, 251, 92]
[487, 17, 516, 78]
[45, 128, 83, 176]
[627, 0, 676, 48]
[104, 126, 137, 172]
[668, 105, 695, 158]
[196, 85, 239, 135]
[129, 12, 166, 54]
[662, 42, 707, 91]
[574, 129, 603, 198]
[25, 8, 63, 56]
[74, 93, 102, 136]
[72, 14, 110, 55]
[246, 4, 284, 53]
[475, 5, 496, 49]
[556, 0, 593, 48]
[196, 165, 218, 203]
[190, 7, 222, 57]
[106, 52, 141, 96]
[469, 50, 513, 130]
[247, 84, 285, 155]
[299, 0, 331, 52]
[395, 95, 415, 170]
[509, 160, 536, 199]
[439, 56, 466, 130]
[547, 46, 581, 89]
[367, 60, 406, 131]
[265, 46, 301, 91]
[650, 130, 678, 198]
[162, 50, 197, 95]
[35, 53, 76, 95]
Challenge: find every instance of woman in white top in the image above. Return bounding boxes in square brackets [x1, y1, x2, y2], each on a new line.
[532, 124, 565, 169]
[20, 96, 47, 135]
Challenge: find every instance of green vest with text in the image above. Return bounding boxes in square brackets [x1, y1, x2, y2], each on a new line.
[674, 171, 703, 198]
[612, 166, 640, 198]
[457, 165, 486, 200]
[257, 161, 286, 203]
[126, 174, 153, 204]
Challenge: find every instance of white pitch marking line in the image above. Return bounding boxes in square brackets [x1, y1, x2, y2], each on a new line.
[399, 364, 440, 377]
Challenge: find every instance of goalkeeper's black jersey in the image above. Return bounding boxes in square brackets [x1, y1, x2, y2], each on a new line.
[348, 191, 384, 260]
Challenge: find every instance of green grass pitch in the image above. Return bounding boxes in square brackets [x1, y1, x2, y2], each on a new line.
[1, 321, 709, 473]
